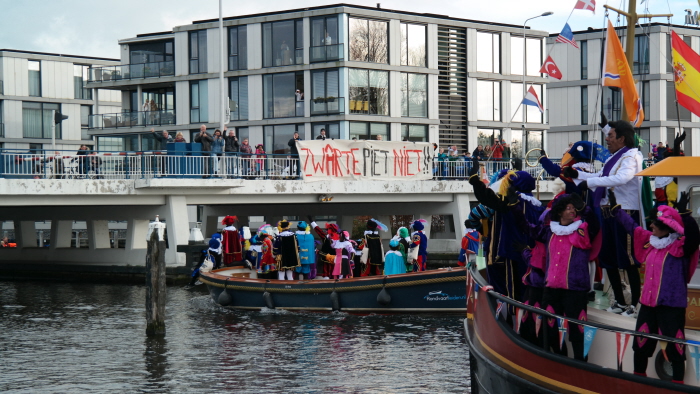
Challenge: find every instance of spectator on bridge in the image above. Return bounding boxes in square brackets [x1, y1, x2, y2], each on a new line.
[151, 128, 173, 151]
[240, 138, 253, 178]
[255, 144, 266, 176]
[224, 127, 239, 178]
[89, 153, 102, 179]
[288, 131, 302, 177]
[76, 145, 90, 178]
[194, 125, 213, 178]
[174, 132, 186, 143]
[472, 145, 486, 161]
[212, 129, 225, 177]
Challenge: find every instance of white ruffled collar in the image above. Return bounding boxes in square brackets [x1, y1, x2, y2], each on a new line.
[518, 193, 542, 207]
[365, 230, 378, 235]
[550, 220, 582, 236]
[333, 240, 352, 248]
[649, 232, 681, 250]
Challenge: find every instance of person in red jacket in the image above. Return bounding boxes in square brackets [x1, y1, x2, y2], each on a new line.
[221, 216, 243, 265]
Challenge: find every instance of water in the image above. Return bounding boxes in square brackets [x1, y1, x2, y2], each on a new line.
[0, 281, 470, 393]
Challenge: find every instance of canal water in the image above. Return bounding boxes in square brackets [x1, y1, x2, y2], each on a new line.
[0, 281, 470, 393]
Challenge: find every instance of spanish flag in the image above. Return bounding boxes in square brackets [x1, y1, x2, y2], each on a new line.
[671, 30, 700, 117]
[602, 21, 644, 127]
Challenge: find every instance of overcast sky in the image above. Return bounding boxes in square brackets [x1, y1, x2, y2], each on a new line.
[0, 0, 694, 59]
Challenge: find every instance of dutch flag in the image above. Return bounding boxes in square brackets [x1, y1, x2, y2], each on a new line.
[522, 86, 544, 113]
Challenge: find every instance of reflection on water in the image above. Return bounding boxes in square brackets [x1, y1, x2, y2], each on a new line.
[0, 281, 470, 393]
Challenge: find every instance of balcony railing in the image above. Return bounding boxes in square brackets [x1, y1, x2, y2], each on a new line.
[89, 110, 176, 129]
[310, 97, 344, 116]
[88, 61, 175, 82]
[310, 43, 344, 63]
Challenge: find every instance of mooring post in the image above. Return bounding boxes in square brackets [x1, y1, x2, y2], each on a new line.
[146, 215, 167, 336]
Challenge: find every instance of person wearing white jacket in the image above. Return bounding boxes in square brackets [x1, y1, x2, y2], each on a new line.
[563, 119, 643, 317]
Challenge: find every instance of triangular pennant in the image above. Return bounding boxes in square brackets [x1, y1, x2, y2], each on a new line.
[583, 326, 598, 358]
[515, 308, 524, 333]
[558, 318, 568, 348]
[616, 332, 631, 371]
[659, 341, 669, 362]
[690, 344, 700, 382]
[535, 314, 542, 338]
[495, 300, 504, 320]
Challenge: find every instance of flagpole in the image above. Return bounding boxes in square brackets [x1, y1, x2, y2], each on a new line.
[522, 12, 553, 157]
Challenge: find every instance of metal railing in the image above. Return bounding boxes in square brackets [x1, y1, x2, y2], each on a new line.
[310, 97, 344, 116]
[310, 43, 344, 63]
[88, 61, 175, 82]
[89, 110, 176, 129]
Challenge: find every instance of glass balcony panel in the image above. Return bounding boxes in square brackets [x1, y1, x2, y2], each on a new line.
[310, 97, 344, 116]
[310, 44, 343, 63]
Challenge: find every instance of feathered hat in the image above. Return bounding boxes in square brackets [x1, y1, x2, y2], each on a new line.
[368, 218, 388, 232]
[325, 222, 339, 233]
[277, 220, 290, 231]
[561, 141, 611, 167]
[413, 219, 427, 231]
[655, 205, 684, 235]
[389, 239, 399, 248]
[221, 215, 238, 226]
[397, 226, 409, 239]
[297, 221, 308, 231]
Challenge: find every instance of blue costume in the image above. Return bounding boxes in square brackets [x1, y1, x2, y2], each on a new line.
[295, 221, 316, 279]
[409, 220, 428, 271]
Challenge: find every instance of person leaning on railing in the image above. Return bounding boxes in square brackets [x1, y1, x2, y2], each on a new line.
[194, 125, 213, 178]
[224, 127, 239, 179]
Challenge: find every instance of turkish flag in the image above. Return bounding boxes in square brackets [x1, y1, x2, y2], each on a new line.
[574, 0, 595, 13]
[539, 56, 563, 80]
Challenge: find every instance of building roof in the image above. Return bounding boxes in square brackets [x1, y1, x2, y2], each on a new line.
[549, 22, 700, 37]
[636, 157, 700, 177]
[0, 48, 118, 62]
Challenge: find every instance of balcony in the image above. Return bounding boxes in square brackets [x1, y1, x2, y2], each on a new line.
[310, 97, 344, 116]
[89, 110, 176, 129]
[88, 61, 175, 82]
[310, 44, 343, 63]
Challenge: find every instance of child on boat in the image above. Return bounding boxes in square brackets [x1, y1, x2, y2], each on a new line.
[384, 239, 407, 275]
[610, 190, 699, 384]
[331, 230, 355, 279]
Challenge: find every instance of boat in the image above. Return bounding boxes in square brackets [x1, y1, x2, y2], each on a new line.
[200, 266, 467, 313]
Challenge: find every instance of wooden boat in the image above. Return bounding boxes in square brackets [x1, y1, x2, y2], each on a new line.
[200, 266, 467, 313]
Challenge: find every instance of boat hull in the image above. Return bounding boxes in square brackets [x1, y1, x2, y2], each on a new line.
[200, 267, 467, 313]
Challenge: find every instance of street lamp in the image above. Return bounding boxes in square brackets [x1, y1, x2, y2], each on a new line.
[521, 11, 552, 156]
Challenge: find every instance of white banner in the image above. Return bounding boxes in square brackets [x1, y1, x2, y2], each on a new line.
[297, 140, 434, 181]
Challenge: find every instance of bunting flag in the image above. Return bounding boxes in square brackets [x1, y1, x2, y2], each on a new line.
[522, 86, 544, 113]
[583, 326, 598, 358]
[555, 23, 579, 49]
[616, 332, 631, 371]
[495, 300, 504, 320]
[535, 313, 543, 338]
[574, 0, 595, 13]
[603, 21, 644, 127]
[659, 341, 669, 361]
[671, 30, 700, 117]
[515, 308, 525, 333]
[558, 318, 568, 348]
[540, 56, 563, 80]
[690, 343, 700, 382]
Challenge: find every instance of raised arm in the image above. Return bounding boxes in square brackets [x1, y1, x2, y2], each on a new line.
[467, 158, 512, 212]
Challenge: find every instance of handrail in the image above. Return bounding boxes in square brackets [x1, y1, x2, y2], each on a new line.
[88, 61, 175, 82]
[88, 110, 176, 129]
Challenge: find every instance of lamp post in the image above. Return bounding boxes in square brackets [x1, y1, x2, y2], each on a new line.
[521, 11, 552, 157]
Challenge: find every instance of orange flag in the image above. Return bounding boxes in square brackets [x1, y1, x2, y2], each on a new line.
[602, 21, 644, 127]
[671, 30, 700, 117]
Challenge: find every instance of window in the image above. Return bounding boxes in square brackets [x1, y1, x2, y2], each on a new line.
[189, 30, 208, 74]
[639, 80, 650, 121]
[634, 35, 649, 75]
[190, 80, 208, 123]
[74, 64, 91, 100]
[28, 60, 41, 97]
[263, 72, 304, 119]
[601, 86, 621, 122]
[668, 35, 692, 73]
[311, 69, 341, 115]
[263, 124, 304, 154]
[667, 81, 691, 121]
[311, 16, 341, 62]
[349, 122, 389, 141]
[476, 80, 500, 121]
[349, 17, 388, 63]
[476, 31, 500, 73]
[581, 86, 588, 125]
[349, 69, 388, 115]
[81, 105, 91, 140]
[526, 130, 543, 152]
[22, 102, 61, 139]
[263, 19, 303, 67]
[312, 122, 340, 139]
[400, 23, 426, 67]
[510, 36, 542, 76]
[477, 129, 501, 149]
[401, 124, 428, 141]
[236, 127, 249, 144]
[401, 73, 427, 118]
[129, 40, 174, 64]
[511, 83, 542, 123]
[229, 77, 248, 121]
[228, 26, 248, 71]
[580, 40, 588, 80]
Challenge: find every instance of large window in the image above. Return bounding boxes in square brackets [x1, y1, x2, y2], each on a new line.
[28, 60, 41, 97]
[476, 80, 500, 121]
[263, 19, 303, 67]
[581, 86, 588, 125]
[400, 23, 426, 67]
[22, 102, 60, 139]
[189, 30, 208, 74]
[263, 124, 304, 154]
[228, 26, 248, 71]
[229, 77, 248, 121]
[349, 122, 389, 141]
[477, 129, 501, 149]
[476, 31, 500, 73]
[129, 40, 173, 64]
[580, 40, 588, 80]
[349, 69, 388, 115]
[311, 69, 341, 116]
[667, 81, 691, 121]
[601, 86, 621, 122]
[311, 16, 341, 62]
[639, 80, 650, 121]
[510, 36, 542, 76]
[80, 105, 91, 140]
[349, 17, 388, 63]
[634, 35, 649, 75]
[263, 72, 304, 119]
[401, 73, 427, 118]
[511, 83, 543, 123]
[312, 122, 340, 139]
[401, 124, 428, 142]
[74, 64, 91, 100]
[190, 80, 208, 123]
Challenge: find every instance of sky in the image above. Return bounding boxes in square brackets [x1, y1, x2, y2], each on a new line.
[0, 0, 697, 59]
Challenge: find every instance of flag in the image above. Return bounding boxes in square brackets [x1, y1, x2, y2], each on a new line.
[515, 308, 524, 333]
[659, 341, 669, 361]
[603, 21, 644, 127]
[557, 318, 568, 348]
[671, 30, 700, 117]
[690, 343, 700, 382]
[522, 86, 544, 113]
[583, 326, 598, 358]
[495, 300, 504, 320]
[535, 313, 542, 338]
[540, 56, 563, 80]
[574, 0, 595, 13]
[616, 332, 631, 371]
[555, 23, 579, 49]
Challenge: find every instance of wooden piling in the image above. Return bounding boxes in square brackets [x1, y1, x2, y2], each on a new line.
[145, 217, 166, 336]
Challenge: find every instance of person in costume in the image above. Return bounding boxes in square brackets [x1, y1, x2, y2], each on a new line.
[331, 230, 355, 279]
[273, 220, 300, 280]
[458, 226, 479, 267]
[610, 190, 699, 384]
[247, 232, 263, 273]
[259, 231, 277, 276]
[361, 218, 387, 276]
[513, 192, 598, 361]
[221, 216, 243, 266]
[384, 239, 407, 275]
[310, 218, 339, 279]
[391, 227, 412, 272]
[295, 221, 315, 280]
[408, 219, 429, 272]
[188, 233, 222, 286]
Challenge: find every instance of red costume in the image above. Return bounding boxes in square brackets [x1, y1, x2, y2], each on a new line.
[311, 221, 339, 279]
[221, 216, 243, 265]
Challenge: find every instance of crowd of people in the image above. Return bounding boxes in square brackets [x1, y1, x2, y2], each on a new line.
[464, 115, 697, 384]
[189, 217, 431, 285]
